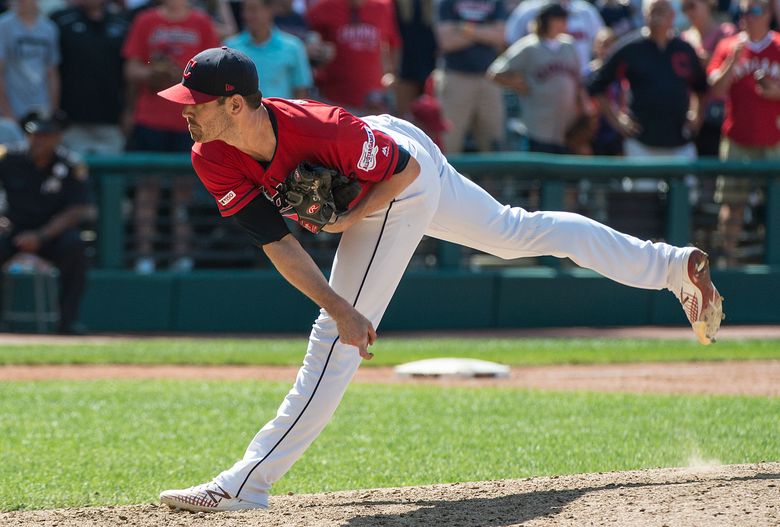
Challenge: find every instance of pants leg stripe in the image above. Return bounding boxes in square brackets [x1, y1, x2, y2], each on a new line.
[235, 201, 396, 498]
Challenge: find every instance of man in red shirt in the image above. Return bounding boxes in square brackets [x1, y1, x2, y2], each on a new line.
[122, 0, 219, 273]
[155, 47, 723, 512]
[306, 0, 401, 115]
[708, 0, 780, 265]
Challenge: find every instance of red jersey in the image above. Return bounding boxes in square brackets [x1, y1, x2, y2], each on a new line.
[709, 31, 780, 146]
[191, 98, 400, 220]
[122, 8, 219, 132]
[306, 0, 400, 107]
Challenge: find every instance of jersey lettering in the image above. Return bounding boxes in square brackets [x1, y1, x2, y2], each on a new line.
[218, 190, 237, 206]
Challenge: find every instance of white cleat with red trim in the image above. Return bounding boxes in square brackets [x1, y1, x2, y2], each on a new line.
[679, 249, 724, 345]
[160, 481, 265, 512]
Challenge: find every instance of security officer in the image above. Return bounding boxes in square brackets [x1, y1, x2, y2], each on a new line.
[0, 111, 95, 334]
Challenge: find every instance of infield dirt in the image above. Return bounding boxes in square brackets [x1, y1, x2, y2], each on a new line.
[2, 463, 778, 526]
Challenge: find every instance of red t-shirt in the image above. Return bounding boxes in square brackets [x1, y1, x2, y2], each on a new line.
[306, 0, 400, 107]
[191, 98, 400, 222]
[122, 8, 219, 132]
[709, 32, 780, 146]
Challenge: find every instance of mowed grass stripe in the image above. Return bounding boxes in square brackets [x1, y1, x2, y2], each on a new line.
[1, 338, 780, 366]
[1, 380, 778, 511]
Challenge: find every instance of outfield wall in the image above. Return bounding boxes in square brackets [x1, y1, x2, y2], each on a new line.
[77, 267, 779, 332]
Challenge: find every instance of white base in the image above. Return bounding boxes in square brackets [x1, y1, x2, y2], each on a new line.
[394, 358, 510, 379]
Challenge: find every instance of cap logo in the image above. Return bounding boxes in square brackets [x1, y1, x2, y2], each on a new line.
[225, 83, 235, 91]
[183, 59, 197, 78]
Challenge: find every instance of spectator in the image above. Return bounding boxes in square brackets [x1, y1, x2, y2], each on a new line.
[587, 27, 624, 155]
[128, 0, 237, 38]
[51, 0, 130, 155]
[505, 0, 604, 77]
[273, 0, 308, 39]
[488, 2, 585, 153]
[273, 0, 336, 69]
[394, 0, 437, 118]
[0, 0, 60, 120]
[306, 0, 401, 115]
[588, 0, 707, 159]
[597, 0, 637, 36]
[0, 111, 94, 334]
[681, 0, 736, 156]
[122, 0, 219, 273]
[708, 0, 780, 265]
[435, 0, 507, 153]
[198, 0, 238, 39]
[225, 0, 312, 99]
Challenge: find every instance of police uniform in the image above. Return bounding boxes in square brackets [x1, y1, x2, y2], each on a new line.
[0, 143, 91, 333]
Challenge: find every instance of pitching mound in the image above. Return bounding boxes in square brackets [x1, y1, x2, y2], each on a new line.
[3, 463, 778, 526]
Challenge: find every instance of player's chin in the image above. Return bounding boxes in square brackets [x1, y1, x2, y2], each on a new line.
[187, 125, 204, 143]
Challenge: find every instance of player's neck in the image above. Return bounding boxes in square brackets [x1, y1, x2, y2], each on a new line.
[227, 105, 276, 162]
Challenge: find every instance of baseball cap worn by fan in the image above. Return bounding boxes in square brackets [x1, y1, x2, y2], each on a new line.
[21, 110, 69, 134]
[157, 46, 259, 105]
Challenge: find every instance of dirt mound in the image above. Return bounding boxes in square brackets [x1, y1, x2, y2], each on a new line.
[3, 463, 777, 527]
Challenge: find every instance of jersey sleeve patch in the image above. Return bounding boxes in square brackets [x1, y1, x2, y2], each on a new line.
[336, 110, 398, 183]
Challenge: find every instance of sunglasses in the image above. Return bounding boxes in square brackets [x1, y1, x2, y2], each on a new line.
[740, 5, 766, 16]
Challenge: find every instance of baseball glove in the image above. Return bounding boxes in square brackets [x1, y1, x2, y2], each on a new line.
[283, 161, 362, 233]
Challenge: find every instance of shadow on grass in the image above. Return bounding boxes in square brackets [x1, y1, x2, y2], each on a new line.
[339, 473, 780, 527]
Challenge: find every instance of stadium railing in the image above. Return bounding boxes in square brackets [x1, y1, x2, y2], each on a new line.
[86, 152, 780, 270]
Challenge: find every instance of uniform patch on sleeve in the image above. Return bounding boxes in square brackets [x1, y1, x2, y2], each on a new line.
[219, 190, 237, 206]
[357, 127, 377, 171]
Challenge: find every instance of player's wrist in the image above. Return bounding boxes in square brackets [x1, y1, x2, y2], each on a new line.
[325, 296, 356, 322]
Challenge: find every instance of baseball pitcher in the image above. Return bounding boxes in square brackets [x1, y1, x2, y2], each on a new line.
[156, 47, 724, 512]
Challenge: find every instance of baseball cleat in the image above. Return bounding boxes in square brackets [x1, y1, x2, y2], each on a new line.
[679, 249, 724, 345]
[160, 481, 265, 512]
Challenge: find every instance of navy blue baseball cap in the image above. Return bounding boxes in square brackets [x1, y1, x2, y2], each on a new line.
[158, 46, 259, 105]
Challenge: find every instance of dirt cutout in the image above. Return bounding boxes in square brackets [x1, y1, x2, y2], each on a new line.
[2, 463, 778, 526]
[3, 360, 780, 397]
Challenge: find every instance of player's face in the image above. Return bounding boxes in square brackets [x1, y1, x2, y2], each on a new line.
[181, 100, 232, 143]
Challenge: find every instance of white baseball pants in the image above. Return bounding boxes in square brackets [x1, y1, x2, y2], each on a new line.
[214, 115, 691, 506]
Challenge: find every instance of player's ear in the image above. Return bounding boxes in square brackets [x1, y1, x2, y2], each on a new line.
[228, 94, 244, 115]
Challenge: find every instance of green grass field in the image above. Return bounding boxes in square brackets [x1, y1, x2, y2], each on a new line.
[2, 336, 778, 512]
[1, 337, 780, 366]
[1, 380, 778, 511]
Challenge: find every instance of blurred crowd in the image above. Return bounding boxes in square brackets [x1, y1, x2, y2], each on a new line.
[0, 0, 777, 331]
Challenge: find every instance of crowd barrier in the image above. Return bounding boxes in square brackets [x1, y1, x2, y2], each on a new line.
[72, 152, 779, 332]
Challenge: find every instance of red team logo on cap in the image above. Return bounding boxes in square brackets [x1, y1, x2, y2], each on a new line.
[183, 59, 197, 78]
